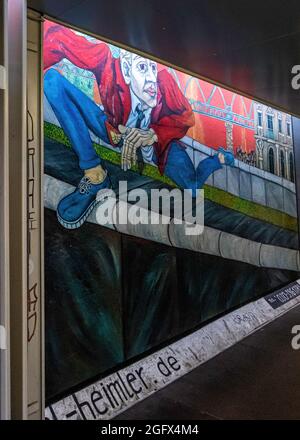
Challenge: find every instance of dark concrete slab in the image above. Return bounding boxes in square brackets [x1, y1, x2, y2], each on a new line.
[114, 304, 300, 420]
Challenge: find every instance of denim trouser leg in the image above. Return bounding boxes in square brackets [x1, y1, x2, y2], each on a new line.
[161, 141, 222, 195]
[195, 154, 223, 188]
[44, 69, 110, 170]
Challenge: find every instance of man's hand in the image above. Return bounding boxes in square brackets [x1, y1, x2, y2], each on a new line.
[119, 125, 158, 171]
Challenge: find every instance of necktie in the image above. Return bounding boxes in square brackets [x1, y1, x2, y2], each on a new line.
[135, 106, 145, 174]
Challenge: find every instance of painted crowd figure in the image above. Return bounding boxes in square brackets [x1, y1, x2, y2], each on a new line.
[44, 21, 234, 229]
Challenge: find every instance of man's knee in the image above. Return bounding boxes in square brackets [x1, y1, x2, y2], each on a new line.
[169, 140, 186, 154]
[44, 68, 63, 91]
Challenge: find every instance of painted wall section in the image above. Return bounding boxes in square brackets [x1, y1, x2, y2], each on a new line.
[43, 19, 299, 402]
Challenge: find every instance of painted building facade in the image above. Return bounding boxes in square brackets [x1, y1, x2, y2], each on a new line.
[254, 102, 295, 182]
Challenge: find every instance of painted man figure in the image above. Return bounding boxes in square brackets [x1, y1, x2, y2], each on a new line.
[44, 21, 234, 229]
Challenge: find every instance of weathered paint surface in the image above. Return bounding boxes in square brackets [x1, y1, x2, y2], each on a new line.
[45, 280, 300, 420]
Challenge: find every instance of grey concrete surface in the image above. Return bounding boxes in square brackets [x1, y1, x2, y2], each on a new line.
[44, 173, 300, 271]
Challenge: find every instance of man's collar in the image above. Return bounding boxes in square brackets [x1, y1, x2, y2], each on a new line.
[130, 89, 152, 117]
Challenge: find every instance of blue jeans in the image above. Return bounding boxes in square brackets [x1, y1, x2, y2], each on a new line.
[44, 68, 222, 193]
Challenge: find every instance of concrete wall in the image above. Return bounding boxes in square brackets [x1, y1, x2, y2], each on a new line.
[182, 136, 297, 218]
[44, 174, 300, 272]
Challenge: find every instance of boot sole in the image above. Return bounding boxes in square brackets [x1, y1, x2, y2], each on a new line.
[57, 198, 99, 230]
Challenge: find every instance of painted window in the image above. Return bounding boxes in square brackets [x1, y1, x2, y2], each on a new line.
[269, 147, 275, 174]
[280, 150, 285, 178]
[267, 114, 274, 138]
[257, 111, 262, 127]
[278, 117, 282, 133]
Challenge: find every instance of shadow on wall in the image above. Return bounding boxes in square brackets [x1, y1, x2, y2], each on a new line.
[45, 208, 299, 401]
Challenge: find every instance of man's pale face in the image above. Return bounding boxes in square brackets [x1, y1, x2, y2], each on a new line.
[130, 55, 158, 109]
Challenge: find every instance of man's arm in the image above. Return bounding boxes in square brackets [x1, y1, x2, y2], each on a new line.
[114, 70, 194, 172]
[150, 70, 195, 172]
[118, 125, 157, 171]
[44, 20, 111, 75]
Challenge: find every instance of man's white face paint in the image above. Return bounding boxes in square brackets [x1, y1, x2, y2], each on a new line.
[130, 55, 158, 109]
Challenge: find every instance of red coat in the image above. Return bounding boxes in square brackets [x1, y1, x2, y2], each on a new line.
[44, 21, 195, 174]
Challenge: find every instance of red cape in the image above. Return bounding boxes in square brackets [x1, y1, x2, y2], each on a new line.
[44, 21, 195, 174]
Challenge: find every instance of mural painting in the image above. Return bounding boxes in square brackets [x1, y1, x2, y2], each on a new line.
[43, 20, 299, 400]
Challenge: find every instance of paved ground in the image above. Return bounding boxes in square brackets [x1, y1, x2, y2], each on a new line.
[115, 304, 300, 420]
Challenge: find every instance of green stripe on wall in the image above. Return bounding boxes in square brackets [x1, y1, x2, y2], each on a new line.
[44, 122, 298, 232]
